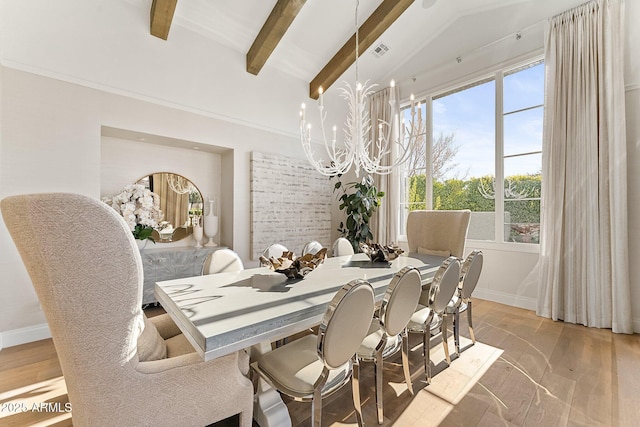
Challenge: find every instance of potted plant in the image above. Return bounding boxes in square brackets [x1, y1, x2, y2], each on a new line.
[102, 184, 163, 243]
[333, 175, 385, 252]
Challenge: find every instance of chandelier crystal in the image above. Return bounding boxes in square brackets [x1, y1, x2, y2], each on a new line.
[299, 0, 420, 177]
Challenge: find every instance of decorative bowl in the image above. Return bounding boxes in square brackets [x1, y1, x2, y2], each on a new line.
[260, 248, 327, 279]
[359, 243, 404, 263]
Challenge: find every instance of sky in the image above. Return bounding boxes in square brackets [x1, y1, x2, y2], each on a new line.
[404, 62, 544, 180]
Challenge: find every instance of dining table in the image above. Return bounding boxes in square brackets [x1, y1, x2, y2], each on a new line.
[155, 252, 447, 427]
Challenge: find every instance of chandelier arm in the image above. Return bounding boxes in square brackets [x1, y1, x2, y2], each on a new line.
[298, 1, 420, 178]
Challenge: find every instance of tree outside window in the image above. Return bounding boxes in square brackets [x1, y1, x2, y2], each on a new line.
[397, 60, 543, 244]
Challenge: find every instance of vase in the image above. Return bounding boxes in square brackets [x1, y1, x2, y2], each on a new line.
[204, 199, 218, 247]
[136, 239, 149, 251]
[193, 216, 204, 248]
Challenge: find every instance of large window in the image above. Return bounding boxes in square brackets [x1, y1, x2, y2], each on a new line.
[398, 60, 543, 245]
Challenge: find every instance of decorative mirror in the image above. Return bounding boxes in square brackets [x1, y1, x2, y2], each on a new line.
[136, 172, 203, 243]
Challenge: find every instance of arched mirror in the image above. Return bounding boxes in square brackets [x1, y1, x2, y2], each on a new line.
[136, 172, 203, 243]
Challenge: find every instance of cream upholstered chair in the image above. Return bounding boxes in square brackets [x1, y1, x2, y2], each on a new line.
[262, 243, 289, 259]
[407, 256, 461, 384]
[406, 210, 471, 258]
[302, 240, 324, 256]
[251, 279, 375, 427]
[447, 250, 483, 354]
[357, 266, 422, 424]
[332, 237, 355, 257]
[203, 248, 244, 274]
[1, 193, 253, 427]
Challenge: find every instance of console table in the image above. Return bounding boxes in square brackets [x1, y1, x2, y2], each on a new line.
[139, 246, 223, 305]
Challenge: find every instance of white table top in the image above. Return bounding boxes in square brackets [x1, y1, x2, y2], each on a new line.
[155, 253, 446, 361]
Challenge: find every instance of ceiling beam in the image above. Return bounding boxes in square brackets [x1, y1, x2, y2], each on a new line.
[246, 0, 307, 75]
[150, 0, 178, 40]
[309, 0, 414, 99]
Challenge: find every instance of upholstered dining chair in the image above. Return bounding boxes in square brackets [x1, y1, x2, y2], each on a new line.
[251, 279, 375, 427]
[407, 256, 461, 384]
[332, 237, 355, 257]
[356, 266, 422, 424]
[406, 210, 471, 258]
[447, 250, 483, 354]
[262, 243, 289, 259]
[203, 248, 244, 274]
[1, 193, 253, 427]
[302, 240, 324, 256]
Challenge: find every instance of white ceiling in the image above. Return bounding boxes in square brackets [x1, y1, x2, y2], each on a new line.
[144, 0, 587, 89]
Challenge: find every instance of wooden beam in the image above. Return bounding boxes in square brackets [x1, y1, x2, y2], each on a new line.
[150, 0, 178, 40]
[309, 0, 414, 99]
[247, 0, 307, 75]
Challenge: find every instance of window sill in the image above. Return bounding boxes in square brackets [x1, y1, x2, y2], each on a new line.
[397, 236, 540, 254]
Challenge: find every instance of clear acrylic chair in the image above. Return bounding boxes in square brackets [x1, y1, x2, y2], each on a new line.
[302, 240, 324, 256]
[357, 266, 422, 424]
[202, 248, 244, 274]
[407, 256, 461, 384]
[447, 250, 483, 354]
[332, 237, 355, 257]
[262, 243, 289, 259]
[251, 279, 375, 427]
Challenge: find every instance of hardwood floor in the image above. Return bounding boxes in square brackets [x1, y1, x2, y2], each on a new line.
[0, 300, 638, 426]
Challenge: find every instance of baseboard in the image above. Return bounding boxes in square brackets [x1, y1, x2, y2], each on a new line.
[0, 323, 51, 350]
[475, 289, 640, 333]
[473, 288, 537, 311]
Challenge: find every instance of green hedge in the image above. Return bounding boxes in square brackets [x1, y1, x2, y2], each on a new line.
[408, 174, 541, 223]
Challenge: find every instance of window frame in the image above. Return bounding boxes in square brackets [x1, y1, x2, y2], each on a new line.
[396, 56, 544, 253]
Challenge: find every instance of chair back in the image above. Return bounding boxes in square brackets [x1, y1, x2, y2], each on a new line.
[302, 240, 324, 256]
[460, 250, 483, 299]
[1, 193, 145, 413]
[317, 279, 375, 369]
[379, 267, 422, 336]
[332, 237, 355, 257]
[203, 249, 244, 274]
[406, 210, 470, 258]
[262, 243, 288, 259]
[426, 257, 461, 313]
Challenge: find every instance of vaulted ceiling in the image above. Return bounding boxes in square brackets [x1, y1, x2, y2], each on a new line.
[146, 0, 586, 98]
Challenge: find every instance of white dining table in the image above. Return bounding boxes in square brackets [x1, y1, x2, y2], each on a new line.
[155, 252, 446, 360]
[155, 252, 446, 427]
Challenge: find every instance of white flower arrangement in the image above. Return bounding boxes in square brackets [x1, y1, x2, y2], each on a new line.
[102, 184, 164, 241]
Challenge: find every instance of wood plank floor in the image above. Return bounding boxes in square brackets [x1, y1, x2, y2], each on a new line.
[0, 299, 638, 426]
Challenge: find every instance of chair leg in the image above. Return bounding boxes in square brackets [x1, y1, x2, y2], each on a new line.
[351, 358, 365, 427]
[467, 300, 476, 344]
[423, 328, 432, 384]
[401, 331, 414, 396]
[312, 385, 323, 427]
[453, 310, 460, 354]
[441, 314, 451, 366]
[375, 348, 384, 424]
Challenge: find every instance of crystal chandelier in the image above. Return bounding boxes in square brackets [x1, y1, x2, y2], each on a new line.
[299, 0, 419, 177]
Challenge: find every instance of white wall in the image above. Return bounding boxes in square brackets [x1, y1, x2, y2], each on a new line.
[101, 136, 223, 247]
[0, 67, 307, 347]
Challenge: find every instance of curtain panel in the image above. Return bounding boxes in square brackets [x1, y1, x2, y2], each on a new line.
[369, 85, 401, 245]
[537, 0, 632, 333]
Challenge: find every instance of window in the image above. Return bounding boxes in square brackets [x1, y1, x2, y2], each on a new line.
[398, 59, 543, 245]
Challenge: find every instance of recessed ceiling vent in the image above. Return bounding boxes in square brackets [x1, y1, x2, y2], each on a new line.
[371, 42, 390, 58]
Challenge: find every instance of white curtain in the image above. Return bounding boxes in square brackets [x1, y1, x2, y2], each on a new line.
[369, 84, 400, 244]
[537, 0, 632, 333]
